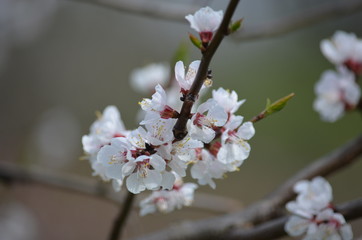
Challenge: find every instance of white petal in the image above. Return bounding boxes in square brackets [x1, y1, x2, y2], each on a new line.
[285, 215, 310, 237]
[160, 171, 176, 190]
[126, 173, 145, 194]
[150, 154, 166, 171]
[237, 122, 255, 140]
[122, 161, 136, 176]
[144, 170, 162, 190]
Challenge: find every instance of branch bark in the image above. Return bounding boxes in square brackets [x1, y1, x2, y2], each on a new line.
[65, 0, 202, 22]
[108, 192, 135, 240]
[132, 134, 362, 240]
[0, 161, 242, 213]
[65, 0, 362, 40]
[234, 0, 362, 40]
[173, 0, 240, 140]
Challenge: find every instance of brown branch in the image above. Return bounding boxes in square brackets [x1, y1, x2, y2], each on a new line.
[225, 198, 362, 240]
[132, 134, 362, 240]
[108, 192, 135, 240]
[173, 0, 240, 140]
[0, 161, 242, 213]
[234, 0, 362, 40]
[64, 0, 202, 22]
[65, 0, 362, 40]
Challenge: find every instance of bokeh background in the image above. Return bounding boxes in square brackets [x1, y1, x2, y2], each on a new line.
[0, 0, 361, 239]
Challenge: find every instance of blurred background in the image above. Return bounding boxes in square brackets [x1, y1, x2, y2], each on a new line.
[0, 0, 361, 239]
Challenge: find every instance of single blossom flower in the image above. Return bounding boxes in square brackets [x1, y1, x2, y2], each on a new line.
[175, 60, 201, 94]
[129, 62, 170, 94]
[139, 173, 197, 216]
[139, 84, 178, 125]
[217, 119, 255, 170]
[122, 154, 167, 194]
[82, 106, 127, 180]
[96, 137, 131, 181]
[82, 105, 126, 155]
[321, 31, 362, 74]
[191, 149, 226, 189]
[185, 6, 223, 43]
[314, 67, 361, 122]
[189, 99, 228, 144]
[212, 87, 245, 114]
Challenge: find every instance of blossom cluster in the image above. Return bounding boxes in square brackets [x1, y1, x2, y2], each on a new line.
[82, 7, 255, 215]
[285, 177, 353, 240]
[314, 31, 361, 122]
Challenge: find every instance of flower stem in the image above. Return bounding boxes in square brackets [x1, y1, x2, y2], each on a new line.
[173, 0, 240, 140]
[108, 192, 135, 240]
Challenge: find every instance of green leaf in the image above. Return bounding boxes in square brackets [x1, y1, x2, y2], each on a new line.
[229, 18, 243, 33]
[265, 93, 295, 116]
[188, 33, 204, 50]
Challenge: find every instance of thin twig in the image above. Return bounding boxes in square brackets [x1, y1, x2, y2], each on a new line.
[0, 161, 242, 213]
[65, 0, 362, 40]
[108, 192, 135, 240]
[173, 0, 240, 140]
[132, 134, 362, 240]
[64, 0, 202, 22]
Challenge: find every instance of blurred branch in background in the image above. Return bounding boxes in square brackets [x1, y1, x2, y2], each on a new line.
[66, 0, 204, 21]
[0, 161, 243, 214]
[132, 134, 362, 240]
[64, 0, 362, 40]
[235, 0, 362, 40]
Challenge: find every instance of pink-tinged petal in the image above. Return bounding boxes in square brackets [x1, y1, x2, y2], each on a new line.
[237, 122, 255, 140]
[150, 154, 166, 171]
[126, 173, 145, 194]
[144, 170, 162, 190]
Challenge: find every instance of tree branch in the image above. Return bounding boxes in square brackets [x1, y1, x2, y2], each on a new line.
[64, 0, 203, 22]
[0, 161, 242, 213]
[234, 0, 362, 41]
[173, 0, 240, 140]
[108, 192, 135, 240]
[132, 134, 362, 240]
[65, 0, 362, 40]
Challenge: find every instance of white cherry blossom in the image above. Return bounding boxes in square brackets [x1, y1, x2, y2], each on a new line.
[217, 120, 255, 170]
[212, 88, 245, 114]
[175, 60, 201, 94]
[130, 63, 170, 94]
[82, 105, 126, 155]
[189, 99, 228, 143]
[191, 149, 226, 189]
[123, 154, 166, 194]
[314, 67, 360, 122]
[96, 137, 131, 181]
[285, 209, 353, 240]
[185, 7, 223, 43]
[139, 174, 197, 216]
[321, 31, 362, 74]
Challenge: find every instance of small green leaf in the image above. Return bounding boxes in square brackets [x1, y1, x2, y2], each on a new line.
[229, 18, 243, 33]
[188, 33, 204, 50]
[265, 93, 295, 116]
